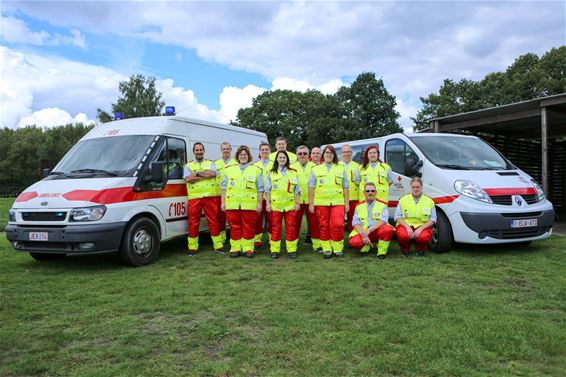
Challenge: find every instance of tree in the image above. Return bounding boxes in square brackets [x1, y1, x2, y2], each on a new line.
[413, 47, 566, 130]
[335, 72, 402, 139]
[234, 72, 402, 148]
[97, 74, 165, 122]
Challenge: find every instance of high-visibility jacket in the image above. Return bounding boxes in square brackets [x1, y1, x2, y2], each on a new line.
[398, 194, 435, 227]
[269, 151, 298, 164]
[290, 160, 315, 204]
[349, 200, 388, 237]
[312, 163, 346, 206]
[359, 162, 391, 204]
[224, 164, 262, 210]
[215, 158, 237, 196]
[340, 160, 360, 202]
[253, 159, 273, 191]
[185, 160, 217, 199]
[269, 168, 299, 212]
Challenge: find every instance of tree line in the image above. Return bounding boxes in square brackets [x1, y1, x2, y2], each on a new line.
[0, 124, 93, 195]
[4, 46, 563, 193]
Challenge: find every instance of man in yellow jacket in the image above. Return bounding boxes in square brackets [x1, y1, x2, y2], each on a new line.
[340, 144, 361, 232]
[184, 142, 223, 255]
[215, 142, 238, 244]
[253, 142, 273, 248]
[269, 136, 297, 164]
[349, 182, 395, 259]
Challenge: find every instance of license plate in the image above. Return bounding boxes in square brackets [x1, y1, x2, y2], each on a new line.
[511, 219, 537, 228]
[29, 232, 48, 241]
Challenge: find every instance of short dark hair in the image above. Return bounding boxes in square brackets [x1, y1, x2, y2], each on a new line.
[275, 136, 287, 143]
[193, 142, 204, 151]
[259, 142, 271, 149]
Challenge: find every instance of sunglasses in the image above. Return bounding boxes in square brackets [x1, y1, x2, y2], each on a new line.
[297, 152, 308, 155]
[365, 189, 376, 193]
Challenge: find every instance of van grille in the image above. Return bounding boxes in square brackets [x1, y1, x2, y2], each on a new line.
[489, 195, 539, 206]
[484, 227, 550, 240]
[21, 212, 67, 221]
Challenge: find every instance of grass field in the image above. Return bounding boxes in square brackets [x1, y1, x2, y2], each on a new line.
[0, 198, 15, 231]
[1, 232, 565, 376]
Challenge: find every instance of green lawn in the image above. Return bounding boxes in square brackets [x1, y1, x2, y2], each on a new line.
[0, 233, 565, 376]
[0, 198, 15, 231]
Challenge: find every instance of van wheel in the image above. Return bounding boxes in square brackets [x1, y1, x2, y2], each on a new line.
[30, 252, 66, 261]
[429, 210, 452, 253]
[120, 217, 160, 267]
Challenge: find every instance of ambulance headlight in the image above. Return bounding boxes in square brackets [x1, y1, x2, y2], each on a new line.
[9, 209, 16, 222]
[530, 179, 545, 201]
[70, 205, 107, 222]
[454, 180, 492, 204]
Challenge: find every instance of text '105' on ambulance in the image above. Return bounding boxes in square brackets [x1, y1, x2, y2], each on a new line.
[6, 107, 268, 266]
[332, 133, 555, 252]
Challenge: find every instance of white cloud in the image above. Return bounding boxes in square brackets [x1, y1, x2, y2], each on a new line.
[1, 16, 86, 48]
[271, 77, 344, 94]
[17, 108, 96, 128]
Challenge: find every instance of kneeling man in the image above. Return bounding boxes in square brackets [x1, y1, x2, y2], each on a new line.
[349, 182, 395, 259]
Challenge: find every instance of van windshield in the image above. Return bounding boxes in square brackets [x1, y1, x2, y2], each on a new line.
[409, 135, 513, 170]
[52, 135, 155, 177]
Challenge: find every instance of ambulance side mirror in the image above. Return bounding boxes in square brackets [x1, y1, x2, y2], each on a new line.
[151, 162, 165, 184]
[405, 159, 423, 178]
[42, 168, 51, 178]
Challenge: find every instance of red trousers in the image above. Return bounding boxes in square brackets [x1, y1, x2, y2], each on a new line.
[346, 200, 361, 232]
[315, 205, 345, 242]
[349, 224, 395, 250]
[270, 210, 298, 242]
[296, 203, 320, 240]
[255, 200, 270, 235]
[396, 225, 433, 252]
[188, 196, 221, 237]
[226, 210, 257, 250]
[217, 197, 226, 233]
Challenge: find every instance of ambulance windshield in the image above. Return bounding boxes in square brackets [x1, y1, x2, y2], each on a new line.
[53, 135, 155, 177]
[410, 135, 513, 170]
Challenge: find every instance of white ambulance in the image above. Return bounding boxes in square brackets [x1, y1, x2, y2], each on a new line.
[332, 133, 555, 252]
[6, 114, 267, 266]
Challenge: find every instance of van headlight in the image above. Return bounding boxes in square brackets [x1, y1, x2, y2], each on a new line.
[454, 180, 492, 204]
[531, 179, 545, 201]
[9, 209, 16, 222]
[70, 205, 107, 222]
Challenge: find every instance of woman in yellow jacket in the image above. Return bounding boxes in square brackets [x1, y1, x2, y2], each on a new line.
[308, 145, 350, 259]
[266, 151, 301, 259]
[359, 145, 394, 205]
[221, 145, 264, 258]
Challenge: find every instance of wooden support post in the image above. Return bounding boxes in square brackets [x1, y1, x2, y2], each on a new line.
[433, 120, 439, 133]
[541, 106, 548, 194]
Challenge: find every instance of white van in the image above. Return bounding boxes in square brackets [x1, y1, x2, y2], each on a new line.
[332, 133, 555, 252]
[6, 115, 267, 266]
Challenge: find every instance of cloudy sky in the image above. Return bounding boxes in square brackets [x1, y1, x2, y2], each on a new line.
[1, 1, 564, 130]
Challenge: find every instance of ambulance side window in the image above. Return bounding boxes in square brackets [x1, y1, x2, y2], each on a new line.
[385, 139, 419, 177]
[164, 138, 186, 180]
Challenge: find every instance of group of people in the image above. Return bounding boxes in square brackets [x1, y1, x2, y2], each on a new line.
[183, 137, 436, 259]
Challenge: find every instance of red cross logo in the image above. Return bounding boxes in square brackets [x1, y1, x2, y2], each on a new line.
[397, 175, 402, 182]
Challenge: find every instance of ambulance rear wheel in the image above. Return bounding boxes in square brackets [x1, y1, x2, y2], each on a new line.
[120, 217, 160, 267]
[30, 252, 66, 261]
[430, 210, 452, 253]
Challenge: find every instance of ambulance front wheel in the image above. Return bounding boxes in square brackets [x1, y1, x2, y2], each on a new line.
[120, 217, 160, 267]
[430, 210, 453, 253]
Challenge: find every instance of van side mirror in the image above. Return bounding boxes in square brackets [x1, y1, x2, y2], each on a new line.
[405, 159, 423, 177]
[42, 168, 51, 178]
[151, 162, 164, 183]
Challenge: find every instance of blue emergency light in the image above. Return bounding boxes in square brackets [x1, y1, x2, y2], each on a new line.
[114, 112, 125, 120]
[165, 106, 176, 116]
